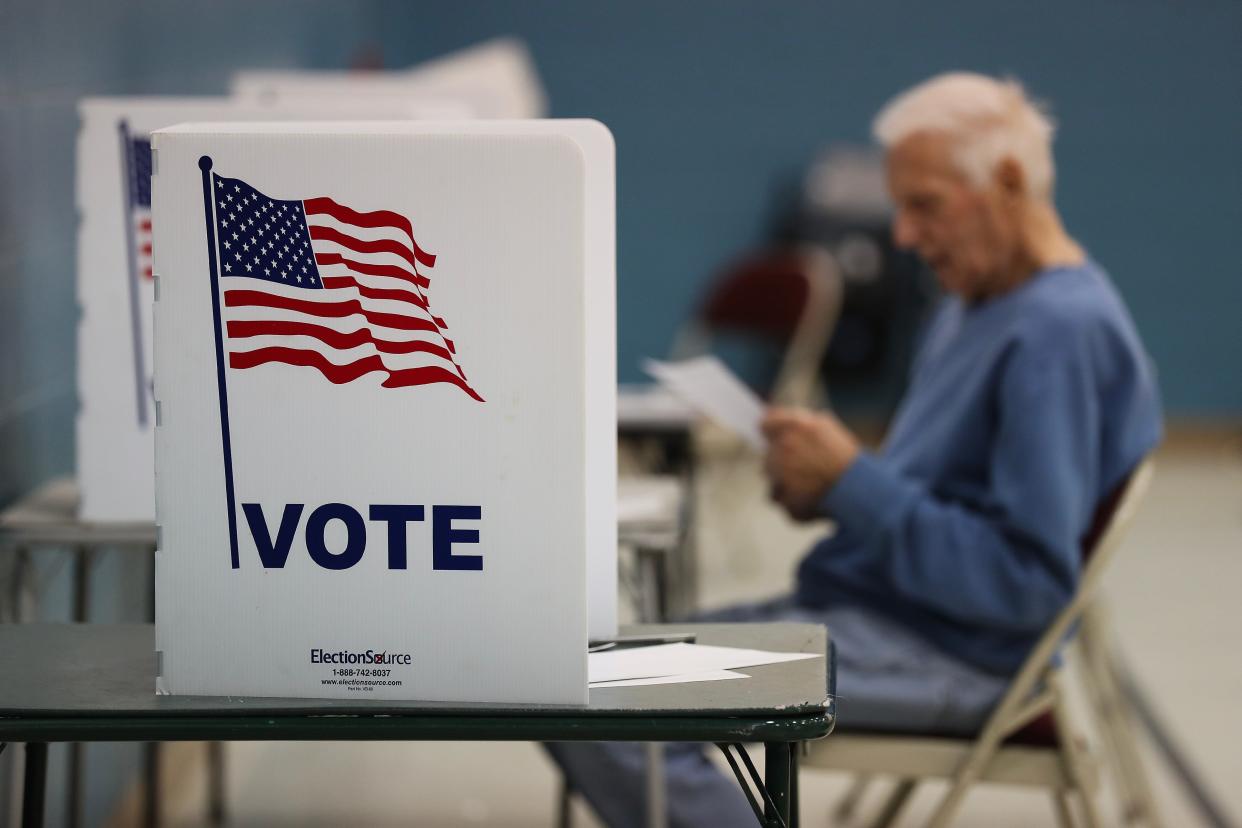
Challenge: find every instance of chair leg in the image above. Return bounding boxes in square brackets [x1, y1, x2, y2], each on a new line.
[558, 778, 573, 828]
[867, 780, 916, 828]
[1078, 610, 1163, 827]
[834, 775, 871, 821]
[1077, 667, 1127, 801]
[924, 684, 1052, 828]
[206, 741, 226, 825]
[1073, 788, 1103, 828]
[1052, 792, 1078, 828]
[1051, 679, 1102, 828]
[925, 759, 985, 828]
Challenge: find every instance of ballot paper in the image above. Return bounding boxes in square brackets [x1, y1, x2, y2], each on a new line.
[642, 356, 765, 449]
[588, 642, 818, 684]
[616, 383, 696, 428]
[589, 669, 748, 689]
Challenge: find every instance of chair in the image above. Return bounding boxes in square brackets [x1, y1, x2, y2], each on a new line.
[803, 458, 1156, 828]
[671, 244, 844, 408]
[618, 244, 847, 615]
[1074, 602, 1163, 827]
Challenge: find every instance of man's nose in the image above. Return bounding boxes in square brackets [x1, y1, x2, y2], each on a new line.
[891, 211, 918, 250]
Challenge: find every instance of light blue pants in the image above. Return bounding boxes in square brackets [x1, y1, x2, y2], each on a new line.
[546, 596, 1010, 828]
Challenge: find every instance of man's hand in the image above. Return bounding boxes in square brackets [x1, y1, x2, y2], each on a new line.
[761, 407, 862, 522]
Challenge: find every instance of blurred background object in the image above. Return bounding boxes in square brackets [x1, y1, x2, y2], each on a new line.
[774, 146, 931, 414]
[2, 1, 1240, 826]
[230, 36, 546, 118]
[74, 95, 435, 524]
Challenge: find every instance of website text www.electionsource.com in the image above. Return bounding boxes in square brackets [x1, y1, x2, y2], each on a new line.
[321, 678, 404, 691]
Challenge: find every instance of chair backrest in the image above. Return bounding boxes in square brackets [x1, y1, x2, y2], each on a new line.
[671, 245, 843, 407]
[1074, 458, 1155, 601]
[978, 457, 1155, 743]
[1079, 470, 1131, 563]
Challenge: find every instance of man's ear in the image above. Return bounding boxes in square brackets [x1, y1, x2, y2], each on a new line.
[994, 156, 1026, 200]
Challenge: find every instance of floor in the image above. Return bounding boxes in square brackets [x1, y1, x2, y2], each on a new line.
[157, 434, 1242, 828]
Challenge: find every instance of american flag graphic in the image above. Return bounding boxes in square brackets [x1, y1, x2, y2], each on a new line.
[126, 135, 154, 281]
[120, 121, 153, 427]
[207, 172, 484, 402]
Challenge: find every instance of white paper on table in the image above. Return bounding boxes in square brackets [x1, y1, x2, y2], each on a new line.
[589, 669, 749, 689]
[588, 643, 818, 684]
[616, 383, 697, 427]
[642, 356, 765, 449]
[616, 476, 682, 526]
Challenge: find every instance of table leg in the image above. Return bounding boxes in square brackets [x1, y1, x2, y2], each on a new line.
[207, 741, 226, 825]
[21, 743, 47, 828]
[144, 546, 161, 828]
[147, 544, 157, 623]
[764, 742, 792, 828]
[790, 745, 799, 828]
[634, 550, 668, 828]
[67, 742, 84, 828]
[4, 548, 32, 826]
[645, 743, 667, 828]
[675, 443, 698, 619]
[72, 546, 92, 621]
[717, 743, 793, 828]
[635, 548, 664, 625]
[69, 545, 92, 828]
[557, 778, 573, 828]
[10, 546, 32, 622]
[143, 742, 160, 828]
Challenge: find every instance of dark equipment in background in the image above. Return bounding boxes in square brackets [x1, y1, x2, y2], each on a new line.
[772, 146, 934, 418]
[673, 246, 843, 408]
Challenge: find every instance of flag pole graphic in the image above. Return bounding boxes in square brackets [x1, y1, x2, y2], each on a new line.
[198, 155, 240, 569]
[118, 119, 149, 427]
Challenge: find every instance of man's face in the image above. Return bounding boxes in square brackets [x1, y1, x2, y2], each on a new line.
[885, 131, 1020, 300]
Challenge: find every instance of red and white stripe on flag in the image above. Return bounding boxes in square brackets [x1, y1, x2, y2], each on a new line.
[219, 188, 483, 401]
[135, 209, 152, 280]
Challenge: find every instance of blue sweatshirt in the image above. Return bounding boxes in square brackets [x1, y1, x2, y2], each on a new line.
[799, 261, 1163, 675]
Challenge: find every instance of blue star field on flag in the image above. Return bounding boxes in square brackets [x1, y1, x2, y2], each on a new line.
[213, 174, 322, 289]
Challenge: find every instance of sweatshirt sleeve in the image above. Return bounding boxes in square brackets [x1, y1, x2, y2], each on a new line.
[820, 332, 1100, 633]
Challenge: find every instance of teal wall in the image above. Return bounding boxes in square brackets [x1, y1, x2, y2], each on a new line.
[369, 0, 1242, 414]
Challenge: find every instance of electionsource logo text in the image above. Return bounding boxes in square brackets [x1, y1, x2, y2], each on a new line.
[311, 648, 412, 665]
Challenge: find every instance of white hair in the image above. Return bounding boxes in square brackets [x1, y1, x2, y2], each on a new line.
[872, 72, 1056, 199]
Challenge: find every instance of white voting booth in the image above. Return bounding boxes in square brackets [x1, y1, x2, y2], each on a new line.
[151, 121, 614, 702]
[76, 97, 451, 524]
[231, 37, 546, 119]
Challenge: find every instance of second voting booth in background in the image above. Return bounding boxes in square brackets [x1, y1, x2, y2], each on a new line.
[73, 37, 553, 523]
[151, 120, 614, 703]
[75, 36, 548, 524]
[231, 37, 546, 119]
[76, 96, 457, 524]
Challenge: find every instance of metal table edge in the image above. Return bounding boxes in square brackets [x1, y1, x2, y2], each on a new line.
[0, 709, 834, 744]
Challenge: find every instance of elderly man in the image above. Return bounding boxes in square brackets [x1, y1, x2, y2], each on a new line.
[549, 72, 1162, 827]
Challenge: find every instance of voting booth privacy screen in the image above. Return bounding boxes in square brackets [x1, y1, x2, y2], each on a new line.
[151, 121, 613, 703]
[76, 97, 431, 524]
